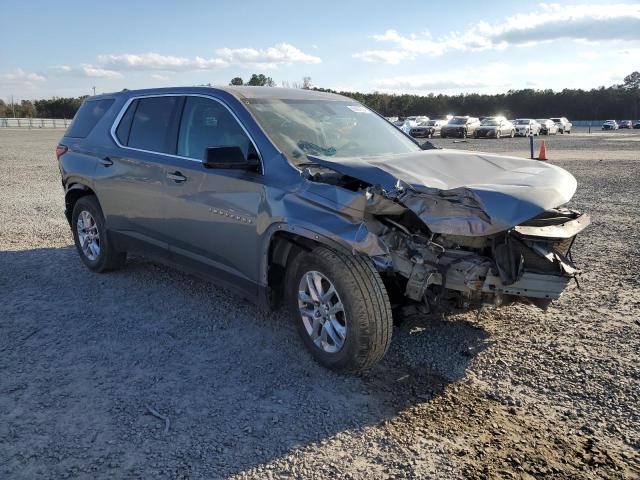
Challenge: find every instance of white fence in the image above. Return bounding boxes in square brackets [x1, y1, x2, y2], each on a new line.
[0, 118, 71, 128]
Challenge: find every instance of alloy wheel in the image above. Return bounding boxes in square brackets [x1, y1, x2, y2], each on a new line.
[298, 271, 347, 353]
[77, 210, 100, 261]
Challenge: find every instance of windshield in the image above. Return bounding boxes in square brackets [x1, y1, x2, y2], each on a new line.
[425, 120, 437, 126]
[551, 118, 561, 122]
[481, 119, 499, 126]
[515, 119, 530, 125]
[246, 98, 420, 164]
[448, 117, 467, 125]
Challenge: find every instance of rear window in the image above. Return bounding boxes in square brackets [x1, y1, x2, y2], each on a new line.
[127, 96, 181, 153]
[66, 98, 114, 138]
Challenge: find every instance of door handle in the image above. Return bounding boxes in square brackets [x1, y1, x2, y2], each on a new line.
[100, 156, 113, 166]
[167, 171, 187, 183]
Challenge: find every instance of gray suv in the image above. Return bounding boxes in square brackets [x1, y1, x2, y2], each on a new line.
[57, 87, 589, 372]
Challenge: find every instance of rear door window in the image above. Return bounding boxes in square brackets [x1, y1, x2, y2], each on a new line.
[115, 100, 137, 145]
[127, 96, 182, 153]
[66, 98, 114, 138]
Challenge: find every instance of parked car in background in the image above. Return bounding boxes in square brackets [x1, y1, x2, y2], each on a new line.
[602, 120, 619, 130]
[618, 120, 632, 129]
[440, 116, 481, 138]
[551, 117, 572, 134]
[514, 119, 541, 137]
[400, 116, 429, 135]
[537, 119, 559, 135]
[634, 120, 640, 129]
[474, 117, 515, 139]
[57, 86, 590, 372]
[410, 119, 447, 138]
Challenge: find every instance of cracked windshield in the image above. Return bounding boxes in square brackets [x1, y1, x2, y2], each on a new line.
[246, 98, 420, 164]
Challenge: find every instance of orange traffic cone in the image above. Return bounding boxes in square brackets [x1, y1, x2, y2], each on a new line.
[537, 140, 547, 161]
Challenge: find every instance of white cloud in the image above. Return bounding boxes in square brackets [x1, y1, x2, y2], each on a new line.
[98, 52, 227, 71]
[0, 68, 46, 91]
[352, 49, 412, 65]
[216, 43, 321, 69]
[98, 43, 321, 72]
[150, 73, 170, 81]
[374, 63, 513, 92]
[80, 64, 123, 79]
[354, 4, 640, 63]
[49, 64, 123, 79]
[0, 68, 45, 82]
[577, 51, 601, 61]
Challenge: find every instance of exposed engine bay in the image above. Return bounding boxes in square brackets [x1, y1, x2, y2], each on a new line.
[301, 149, 590, 312]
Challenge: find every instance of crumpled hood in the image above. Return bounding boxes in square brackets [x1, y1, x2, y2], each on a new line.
[309, 149, 577, 236]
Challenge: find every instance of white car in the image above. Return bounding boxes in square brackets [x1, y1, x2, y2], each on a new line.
[537, 119, 559, 135]
[602, 120, 619, 130]
[400, 116, 429, 134]
[551, 117, 572, 134]
[514, 119, 541, 136]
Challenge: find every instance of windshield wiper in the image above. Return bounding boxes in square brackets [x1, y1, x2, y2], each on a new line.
[297, 140, 336, 157]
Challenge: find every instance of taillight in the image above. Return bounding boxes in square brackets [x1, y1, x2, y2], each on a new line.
[55, 144, 68, 159]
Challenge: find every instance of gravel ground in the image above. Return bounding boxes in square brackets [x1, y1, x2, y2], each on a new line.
[1, 127, 639, 479]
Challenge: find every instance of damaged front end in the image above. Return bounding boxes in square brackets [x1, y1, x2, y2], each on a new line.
[375, 207, 589, 312]
[303, 150, 590, 312]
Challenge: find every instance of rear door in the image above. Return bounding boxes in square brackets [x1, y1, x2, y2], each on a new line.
[160, 95, 265, 293]
[95, 95, 183, 250]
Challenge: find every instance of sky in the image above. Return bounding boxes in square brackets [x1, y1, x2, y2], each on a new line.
[1, 0, 639, 101]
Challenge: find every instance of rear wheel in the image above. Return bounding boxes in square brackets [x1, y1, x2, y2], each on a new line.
[286, 246, 392, 373]
[71, 196, 126, 272]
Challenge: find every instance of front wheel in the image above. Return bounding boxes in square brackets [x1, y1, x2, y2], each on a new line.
[71, 196, 126, 272]
[286, 246, 393, 373]
[510, 130, 515, 138]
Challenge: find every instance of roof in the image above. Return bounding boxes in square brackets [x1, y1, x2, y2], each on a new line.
[95, 86, 349, 102]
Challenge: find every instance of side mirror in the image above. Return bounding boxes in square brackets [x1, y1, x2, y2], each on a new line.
[203, 146, 256, 170]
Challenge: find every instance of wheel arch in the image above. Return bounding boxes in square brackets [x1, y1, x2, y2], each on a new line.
[64, 183, 97, 225]
[261, 223, 356, 309]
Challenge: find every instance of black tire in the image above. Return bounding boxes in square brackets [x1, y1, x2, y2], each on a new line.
[286, 246, 392, 373]
[71, 196, 126, 272]
[461, 130, 467, 139]
[496, 130, 501, 139]
[510, 130, 515, 138]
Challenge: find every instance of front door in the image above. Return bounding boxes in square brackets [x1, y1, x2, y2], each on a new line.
[161, 96, 265, 294]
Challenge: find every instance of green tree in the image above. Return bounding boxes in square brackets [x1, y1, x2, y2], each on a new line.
[247, 73, 275, 87]
[20, 100, 36, 117]
[229, 77, 244, 86]
[0, 99, 6, 117]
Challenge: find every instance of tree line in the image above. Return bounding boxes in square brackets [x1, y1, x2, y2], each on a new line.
[0, 96, 86, 119]
[2, 72, 638, 120]
[318, 71, 640, 120]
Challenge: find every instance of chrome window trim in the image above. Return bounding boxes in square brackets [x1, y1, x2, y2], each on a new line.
[109, 93, 264, 174]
